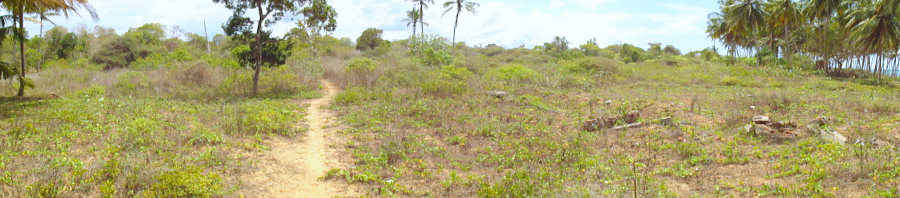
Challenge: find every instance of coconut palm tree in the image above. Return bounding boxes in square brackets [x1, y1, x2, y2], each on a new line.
[724, 0, 766, 51]
[805, 0, 842, 21]
[765, 0, 802, 64]
[34, 8, 59, 38]
[408, 0, 433, 37]
[707, 11, 744, 65]
[803, 0, 842, 71]
[707, 0, 900, 77]
[844, 0, 900, 77]
[402, 7, 420, 37]
[2, 0, 98, 96]
[442, 0, 478, 44]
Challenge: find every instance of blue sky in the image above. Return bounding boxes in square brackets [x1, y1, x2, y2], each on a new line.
[24, 0, 719, 52]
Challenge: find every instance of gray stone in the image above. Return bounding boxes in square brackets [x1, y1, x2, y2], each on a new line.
[613, 122, 644, 130]
[752, 115, 771, 124]
[806, 124, 847, 144]
[486, 91, 508, 99]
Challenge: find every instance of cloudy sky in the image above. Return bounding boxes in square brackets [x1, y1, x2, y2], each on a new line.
[24, 0, 719, 51]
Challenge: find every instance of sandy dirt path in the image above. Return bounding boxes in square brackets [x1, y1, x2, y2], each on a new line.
[239, 80, 356, 198]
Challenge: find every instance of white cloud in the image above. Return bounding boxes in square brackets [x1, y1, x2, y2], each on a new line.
[29, 0, 232, 36]
[571, 0, 611, 9]
[550, 0, 565, 9]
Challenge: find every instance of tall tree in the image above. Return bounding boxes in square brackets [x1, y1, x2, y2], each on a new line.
[723, 0, 765, 65]
[2, 0, 97, 97]
[402, 7, 420, 37]
[844, 0, 900, 77]
[34, 8, 60, 38]
[298, 0, 336, 57]
[212, 0, 317, 95]
[299, 0, 336, 37]
[442, 0, 478, 44]
[409, 0, 433, 37]
[803, 0, 842, 71]
[765, 0, 802, 64]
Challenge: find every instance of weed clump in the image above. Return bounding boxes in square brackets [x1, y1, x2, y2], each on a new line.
[421, 66, 472, 96]
[145, 167, 223, 197]
[489, 64, 540, 82]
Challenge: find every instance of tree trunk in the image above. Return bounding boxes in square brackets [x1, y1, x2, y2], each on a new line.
[16, 8, 25, 97]
[252, 4, 265, 96]
[784, 23, 792, 65]
[452, 6, 460, 45]
[419, 3, 424, 38]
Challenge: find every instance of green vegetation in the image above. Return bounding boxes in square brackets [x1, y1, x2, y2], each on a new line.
[2, 0, 900, 197]
[0, 67, 316, 196]
[324, 34, 900, 197]
[0, 8, 328, 195]
[356, 28, 385, 51]
[708, 0, 900, 78]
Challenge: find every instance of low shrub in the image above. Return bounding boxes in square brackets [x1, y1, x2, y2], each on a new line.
[420, 66, 472, 96]
[232, 99, 299, 136]
[489, 64, 540, 82]
[346, 57, 377, 73]
[334, 87, 367, 105]
[344, 57, 379, 87]
[558, 57, 620, 73]
[720, 76, 754, 87]
[420, 47, 454, 67]
[115, 71, 152, 95]
[145, 167, 223, 197]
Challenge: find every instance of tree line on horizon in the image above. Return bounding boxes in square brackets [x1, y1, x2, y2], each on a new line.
[0, 0, 484, 98]
[0, 0, 342, 97]
[707, 0, 900, 78]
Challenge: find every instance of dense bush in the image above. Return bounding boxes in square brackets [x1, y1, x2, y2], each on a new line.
[619, 43, 645, 63]
[406, 34, 451, 54]
[421, 66, 472, 96]
[91, 36, 140, 69]
[356, 28, 384, 51]
[229, 33, 292, 68]
[344, 57, 378, 86]
[234, 99, 300, 136]
[579, 40, 603, 57]
[663, 45, 681, 55]
[145, 167, 223, 197]
[489, 64, 540, 82]
[346, 57, 377, 73]
[558, 57, 620, 73]
[44, 26, 81, 59]
[421, 47, 453, 67]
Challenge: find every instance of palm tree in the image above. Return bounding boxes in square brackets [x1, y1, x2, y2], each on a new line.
[724, 0, 765, 51]
[803, 0, 842, 72]
[765, 0, 802, 64]
[402, 7, 420, 37]
[707, 11, 742, 65]
[844, 0, 900, 78]
[805, 0, 842, 21]
[2, 0, 97, 97]
[408, 0, 433, 37]
[442, 0, 478, 44]
[35, 9, 60, 38]
[707, 0, 900, 77]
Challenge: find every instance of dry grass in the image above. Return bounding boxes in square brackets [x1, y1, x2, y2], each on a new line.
[325, 41, 900, 197]
[0, 60, 320, 196]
